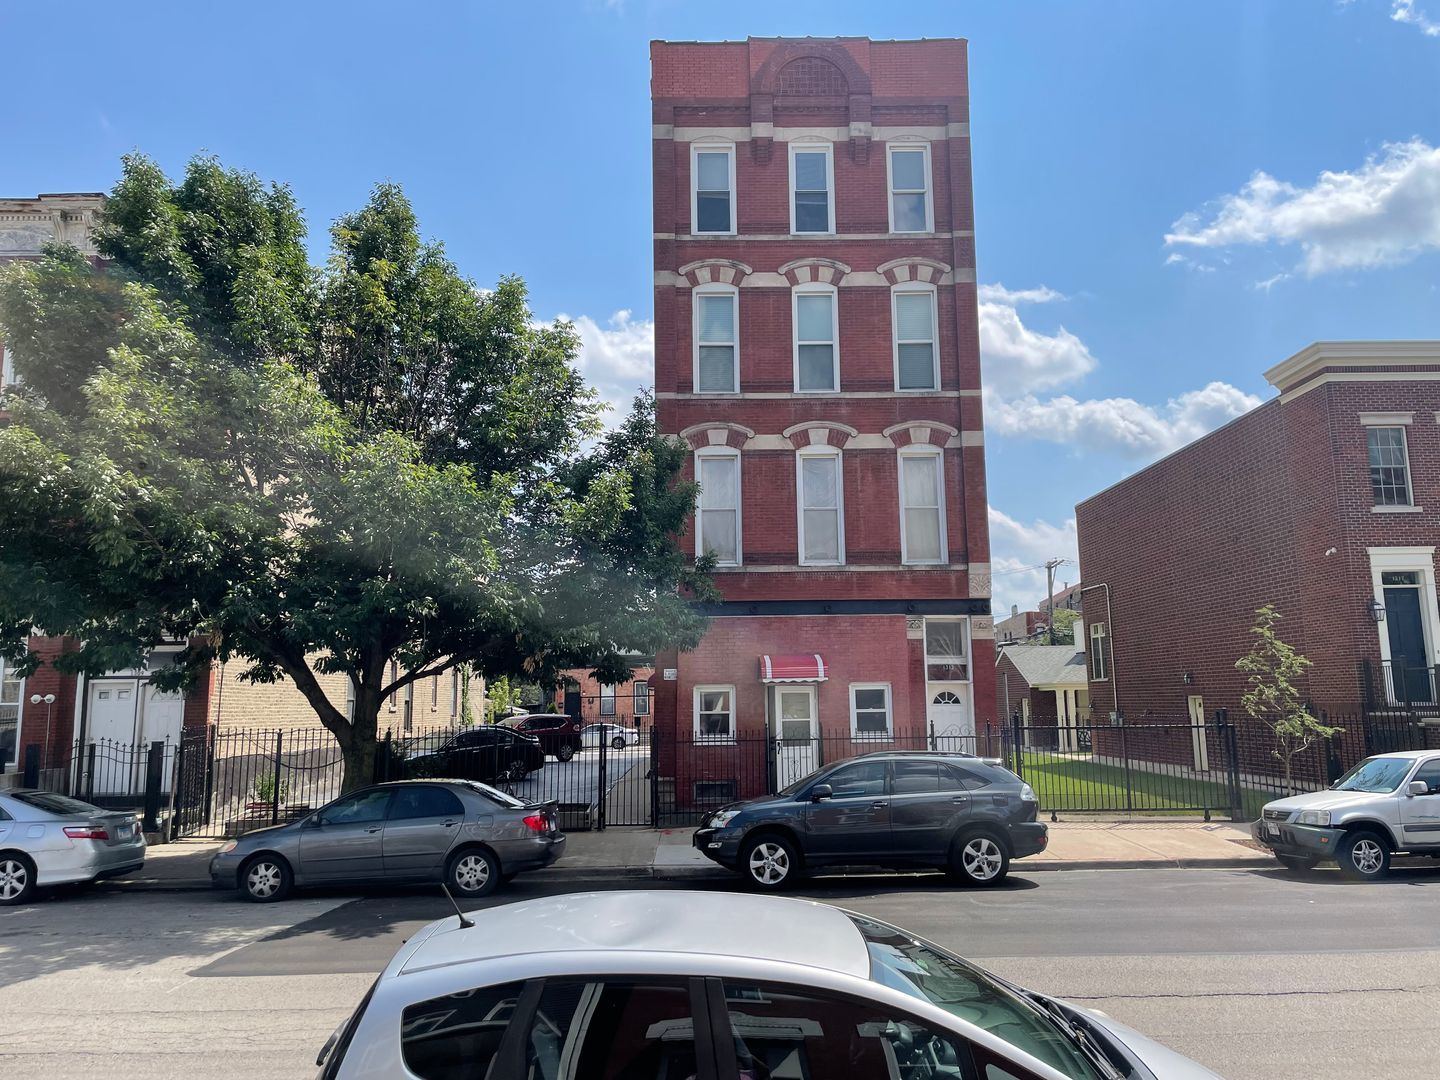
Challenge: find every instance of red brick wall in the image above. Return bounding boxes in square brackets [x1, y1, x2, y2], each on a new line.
[554, 667, 656, 725]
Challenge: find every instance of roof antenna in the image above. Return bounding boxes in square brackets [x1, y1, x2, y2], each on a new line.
[440, 882, 475, 929]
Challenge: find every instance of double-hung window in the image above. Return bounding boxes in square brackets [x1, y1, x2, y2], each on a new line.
[694, 286, 738, 393]
[893, 285, 938, 391]
[924, 619, 968, 680]
[797, 448, 844, 565]
[790, 143, 834, 234]
[694, 685, 735, 741]
[793, 285, 838, 392]
[695, 448, 741, 566]
[899, 448, 946, 564]
[850, 683, 893, 740]
[888, 143, 933, 233]
[1090, 623, 1109, 681]
[1367, 426, 1413, 507]
[691, 144, 735, 234]
[1, 345, 19, 388]
[599, 684, 616, 717]
[633, 681, 650, 717]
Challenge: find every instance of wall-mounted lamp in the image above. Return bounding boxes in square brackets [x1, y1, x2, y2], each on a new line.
[1367, 598, 1386, 624]
[1182, 672, 1194, 685]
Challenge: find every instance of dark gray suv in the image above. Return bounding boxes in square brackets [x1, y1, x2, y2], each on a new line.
[692, 752, 1047, 889]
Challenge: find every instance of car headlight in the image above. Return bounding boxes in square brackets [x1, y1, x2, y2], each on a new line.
[709, 810, 741, 829]
[1019, 783, 1036, 802]
[1296, 809, 1331, 827]
[219, 840, 239, 855]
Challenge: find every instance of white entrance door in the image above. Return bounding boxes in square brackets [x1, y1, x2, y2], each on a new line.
[85, 680, 140, 796]
[1056, 690, 1079, 753]
[927, 686, 973, 749]
[775, 686, 818, 789]
[1187, 695, 1209, 772]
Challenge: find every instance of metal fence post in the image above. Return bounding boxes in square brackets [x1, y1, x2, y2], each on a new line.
[649, 726, 661, 828]
[22, 744, 40, 788]
[928, 717, 937, 751]
[597, 730, 608, 831]
[1119, 719, 1134, 815]
[1009, 714, 1024, 779]
[270, 730, 284, 826]
[1214, 708, 1243, 821]
[142, 741, 166, 833]
[84, 743, 96, 803]
[202, 730, 217, 828]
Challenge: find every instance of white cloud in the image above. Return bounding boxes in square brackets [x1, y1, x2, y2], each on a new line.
[558, 309, 654, 421]
[976, 283, 1097, 396]
[1253, 272, 1290, 292]
[1165, 138, 1440, 274]
[987, 507, 1079, 621]
[1393, 0, 1440, 35]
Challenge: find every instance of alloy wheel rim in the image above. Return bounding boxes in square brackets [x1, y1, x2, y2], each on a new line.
[1353, 839, 1383, 875]
[749, 842, 789, 885]
[0, 860, 26, 899]
[455, 855, 489, 892]
[248, 862, 280, 898]
[963, 838, 1002, 880]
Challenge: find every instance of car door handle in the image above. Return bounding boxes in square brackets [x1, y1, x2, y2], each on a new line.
[952, 796, 969, 804]
[365, 826, 382, 834]
[873, 801, 889, 809]
[442, 820, 459, 828]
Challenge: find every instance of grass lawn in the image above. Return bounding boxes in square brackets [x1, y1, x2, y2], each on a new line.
[1017, 751, 1269, 819]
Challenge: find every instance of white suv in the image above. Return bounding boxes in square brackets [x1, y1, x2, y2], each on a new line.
[1254, 750, 1440, 880]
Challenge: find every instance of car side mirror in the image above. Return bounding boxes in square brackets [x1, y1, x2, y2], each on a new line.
[1409, 780, 1429, 797]
[810, 784, 833, 802]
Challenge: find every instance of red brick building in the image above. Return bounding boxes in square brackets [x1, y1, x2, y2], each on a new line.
[647, 37, 996, 801]
[1076, 341, 1440, 771]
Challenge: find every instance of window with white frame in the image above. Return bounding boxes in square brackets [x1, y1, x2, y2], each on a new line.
[1, 344, 19, 388]
[1090, 622, 1109, 681]
[599, 684, 616, 717]
[888, 143, 932, 233]
[345, 677, 356, 722]
[694, 685, 735, 741]
[695, 448, 741, 566]
[450, 669, 459, 717]
[923, 619, 968, 680]
[789, 143, 834, 234]
[633, 681, 650, 717]
[0, 656, 22, 766]
[388, 659, 398, 711]
[797, 447, 844, 565]
[899, 448, 946, 564]
[792, 285, 838, 392]
[431, 674, 438, 711]
[694, 286, 738, 393]
[1367, 426, 1413, 507]
[691, 144, 735, 234]
[892, 285, 938, 390]
[850, 683, 893, 740]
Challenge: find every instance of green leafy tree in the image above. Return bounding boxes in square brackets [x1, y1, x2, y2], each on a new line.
[1236, 605, 1342, 794]
[0, 155, 709, 791]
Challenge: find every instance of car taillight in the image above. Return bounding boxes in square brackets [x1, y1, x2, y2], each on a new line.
[64, 826, 109, 840]
[522, 814, 549, 832]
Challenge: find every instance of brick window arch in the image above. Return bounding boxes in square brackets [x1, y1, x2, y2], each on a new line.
[775, 55, 848, 97]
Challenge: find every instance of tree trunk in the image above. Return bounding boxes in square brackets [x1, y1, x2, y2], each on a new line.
[339, 691, 382, 793]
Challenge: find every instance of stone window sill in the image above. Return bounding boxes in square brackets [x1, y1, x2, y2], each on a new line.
[1372, 505, 1423, 514]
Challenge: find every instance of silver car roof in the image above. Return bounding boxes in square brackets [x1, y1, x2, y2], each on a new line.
[398, 891, 871, 979]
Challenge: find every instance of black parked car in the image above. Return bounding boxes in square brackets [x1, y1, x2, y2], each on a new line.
[401, 726, 546, 783]
[497, 713, 582, 761]
[692, 752, 1047, 889]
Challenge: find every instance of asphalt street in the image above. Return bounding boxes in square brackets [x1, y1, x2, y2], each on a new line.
[5, 863, 1440, 1078]
[508, 744, 647, 806]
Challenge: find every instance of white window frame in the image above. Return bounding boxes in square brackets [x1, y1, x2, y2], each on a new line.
[923, 618, 970, 681]
[791, 283, 840, 393]
[690, 141, 736, 236]
[1, 344, 19, 387]
[788, 141, 835, 236]
[345, 676, 357, 722]
[633, 681, 650, 717]
[694, 445, 742, 567]
[886, 141, 934, 234]
[849, 682, 894, 741]
[388, 660, 398, 711]
[450, 669, 459, 717]
[891, 283, 940, 392]
[693, 684, 737, 742]
[1365, 424, 1416, 510]
[692, 283, 740, 395]
[1368, 547, 1440, 682]
[897, 445, 947, 565]
[599, 684, 616, 717]
[0, 655, 24, 767]
[1090, 622, 1109, 681]
[796, 445, 845, 566]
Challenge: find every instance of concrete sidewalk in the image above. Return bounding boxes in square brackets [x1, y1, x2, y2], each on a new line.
[105, 819, 1271, 891]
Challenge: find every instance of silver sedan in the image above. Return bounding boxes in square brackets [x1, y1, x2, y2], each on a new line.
[0, 789, 146, 905]
[209, 779, 565, 902]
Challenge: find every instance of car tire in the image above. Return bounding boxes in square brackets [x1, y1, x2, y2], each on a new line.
[504, 760, 529, 782]
[556, 744, 576, 763]
[949, 831, 1010, 887]
[448, 847, 501, 898]
[239, 855, 293, 903]
[1276, 854, 1320, 874]
[741, 834, 800, 891]
[1337, 830, 1390, 882]
[611, 736, 626, 751]
[0, 853, 37, 906]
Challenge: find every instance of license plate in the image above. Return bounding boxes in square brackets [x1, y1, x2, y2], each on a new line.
[118, 824, 132, 839]
[1265, 823, 1279, 838]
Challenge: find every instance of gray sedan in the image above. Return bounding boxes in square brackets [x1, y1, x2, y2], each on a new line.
[209, 779, 565, 902]
[0, 789, 146, 905]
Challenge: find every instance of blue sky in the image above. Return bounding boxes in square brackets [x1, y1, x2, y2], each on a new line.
[3, 0, 1439, 615]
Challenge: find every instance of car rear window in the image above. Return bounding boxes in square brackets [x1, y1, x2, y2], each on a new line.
[463, 782, 525, 808]
[10, 791, 102, 816]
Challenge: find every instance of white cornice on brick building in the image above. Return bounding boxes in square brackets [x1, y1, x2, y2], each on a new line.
[1265, 340, 1440, 396]
[0, 193, 105, 258]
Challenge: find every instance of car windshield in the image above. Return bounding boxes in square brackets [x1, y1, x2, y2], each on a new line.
[1332, 757, 1413, 793]
[10, 791, 103, 816]
[852, 914, 1107, 1080]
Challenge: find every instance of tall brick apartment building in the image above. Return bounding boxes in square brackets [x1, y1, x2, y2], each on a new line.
[647, 37, 996, 798]
[1077, 341, 1440, 771]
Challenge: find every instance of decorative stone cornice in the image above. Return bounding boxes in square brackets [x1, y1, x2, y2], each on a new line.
[676, 259, 754, 288]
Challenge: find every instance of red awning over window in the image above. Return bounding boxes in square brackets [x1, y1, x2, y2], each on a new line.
[759, 654, 828, 683]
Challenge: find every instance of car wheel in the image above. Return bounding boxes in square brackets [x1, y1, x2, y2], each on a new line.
[448, 848, 501, 898]
[504, 759, 529, 782]
[611, 736, 626, 750]
[1337, 830, 1390, 882]
[1276, 854, 1320, 874]
[742, 834, 800, 891]
[0, 853, 37, 906]
[556, 744, 576, 762]
[950, 832, 1010, 887]
[239, 855, 293, 903]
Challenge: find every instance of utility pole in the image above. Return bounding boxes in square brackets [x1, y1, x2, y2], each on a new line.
[1044, 557, 1065, 644]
